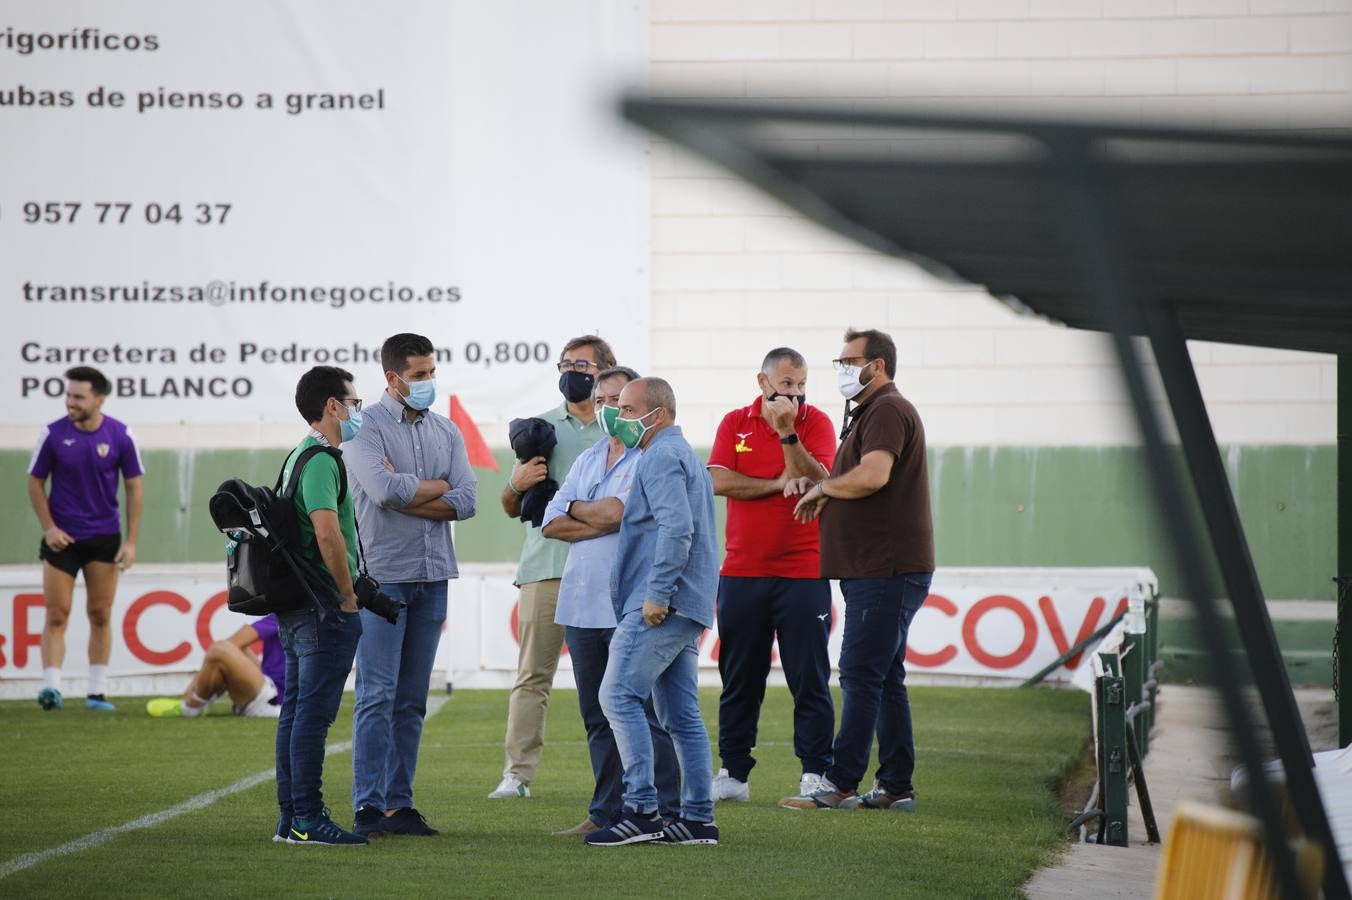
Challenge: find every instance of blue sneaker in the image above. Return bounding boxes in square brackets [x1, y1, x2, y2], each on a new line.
[37, 688, 62, 711]
[584, 808, 665, 847]
[274, 815, 292, 843]
[85, 694, 116, 712]
[655, 818, 719, 846]
[288, 809, 368, 846]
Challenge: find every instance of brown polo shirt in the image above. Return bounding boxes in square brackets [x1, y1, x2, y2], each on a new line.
[819, 382, 935, 578]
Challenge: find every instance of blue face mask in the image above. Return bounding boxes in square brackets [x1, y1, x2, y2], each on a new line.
[398, 374, 436, 411]
[339, 405, 363, 442]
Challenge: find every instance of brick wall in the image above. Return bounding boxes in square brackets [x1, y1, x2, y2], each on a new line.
[648, 0, 1351, 446]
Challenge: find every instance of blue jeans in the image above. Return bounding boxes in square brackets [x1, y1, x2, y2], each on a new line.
[566, 625, 681, 825]
[352, 581, 447, 812]
[825, 573, 932, 795]
[275, 607, 362, 820]
[599, 610, 713, 823]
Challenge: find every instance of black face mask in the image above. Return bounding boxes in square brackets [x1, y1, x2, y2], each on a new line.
[559, 371, 595, 404]
[768, 392, 806, 408]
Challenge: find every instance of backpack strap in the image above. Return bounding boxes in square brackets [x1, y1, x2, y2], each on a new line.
[275, 443, 368, 578]
[278, 445, 348, 505]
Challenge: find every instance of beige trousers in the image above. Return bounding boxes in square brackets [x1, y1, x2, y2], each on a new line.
[503, 578, 565, 783]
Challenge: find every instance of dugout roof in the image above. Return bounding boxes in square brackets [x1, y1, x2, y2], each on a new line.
[622, 100, 1352, 355]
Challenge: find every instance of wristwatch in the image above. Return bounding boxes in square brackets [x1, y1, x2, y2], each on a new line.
[780, 433, 800, 445]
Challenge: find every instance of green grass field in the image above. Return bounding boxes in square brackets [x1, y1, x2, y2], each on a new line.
[0, 685, 1087, 899]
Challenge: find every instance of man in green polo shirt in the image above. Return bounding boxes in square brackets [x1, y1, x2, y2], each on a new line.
[283, 437, 360, 593]
[489, 335, 616, 800]
[274, 365, 367, 846]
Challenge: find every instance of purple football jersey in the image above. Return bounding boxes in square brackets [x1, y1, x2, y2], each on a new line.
[250, 614, 286, 694]
[28, 415, 144, 541]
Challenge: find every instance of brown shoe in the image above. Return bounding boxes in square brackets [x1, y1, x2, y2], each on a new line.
[552, 818, 601, 836]
[778, 786, 860, 810]
[859, 786, 917, 811]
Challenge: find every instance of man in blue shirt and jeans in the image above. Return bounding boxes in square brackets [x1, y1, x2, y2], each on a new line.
[541, 366, 680, 837]
[344, 333, 477, 838]
[588, 377, 720, 847]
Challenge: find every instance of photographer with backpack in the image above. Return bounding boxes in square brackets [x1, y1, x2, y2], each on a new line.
[272, 365, 371, 847]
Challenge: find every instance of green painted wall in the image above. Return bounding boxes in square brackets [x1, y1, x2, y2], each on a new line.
[928, 445, 1335, 601]
[1159, 617, 1334, 686]
[0, 445, 1335, 600]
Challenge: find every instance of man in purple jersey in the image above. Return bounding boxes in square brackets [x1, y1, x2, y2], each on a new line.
[145, 615, 286, 718]
[26, 366, 144, 713]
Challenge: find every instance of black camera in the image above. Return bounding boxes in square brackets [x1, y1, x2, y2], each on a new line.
[353, 574, 405, 625]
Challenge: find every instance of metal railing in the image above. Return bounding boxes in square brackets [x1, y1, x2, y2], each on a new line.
[1058, 584, 1164, 847]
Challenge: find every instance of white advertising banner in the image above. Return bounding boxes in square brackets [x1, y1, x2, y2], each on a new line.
[454, 566, 1156, 684]
[1, 1, 650, 441]
[0, 565, 1155, 696]
[0, 568, 255, 690]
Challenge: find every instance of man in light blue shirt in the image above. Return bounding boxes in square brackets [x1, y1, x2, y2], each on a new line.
[541, 366, 679, 837]
[343, 333, 477, 839]
[588, 377, 721, 848]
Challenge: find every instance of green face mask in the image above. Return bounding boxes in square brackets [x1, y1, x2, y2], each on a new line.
[613, 407, 662, 449]
[598, 404, 622, 437]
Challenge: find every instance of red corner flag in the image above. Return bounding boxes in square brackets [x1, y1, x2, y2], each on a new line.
[449, 394, 499, 471]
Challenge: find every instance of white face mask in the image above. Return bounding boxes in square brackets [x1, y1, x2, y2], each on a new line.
[836, 362, 875, 400]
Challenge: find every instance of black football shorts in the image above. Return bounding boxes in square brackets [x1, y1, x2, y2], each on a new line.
[39, 533, 122, 576]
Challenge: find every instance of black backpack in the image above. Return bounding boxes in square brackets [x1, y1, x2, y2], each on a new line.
[208, 445, 347, 616]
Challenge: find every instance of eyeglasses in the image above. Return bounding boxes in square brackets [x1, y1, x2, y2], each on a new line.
[557, 360, 599, 373]
[339, 398, 363, 411]
[831, 357, 871, 371]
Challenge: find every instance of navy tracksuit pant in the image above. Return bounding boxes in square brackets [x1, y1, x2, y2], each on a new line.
[716, 575, 835, 781]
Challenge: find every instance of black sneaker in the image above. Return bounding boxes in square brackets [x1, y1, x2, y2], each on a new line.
[584, 808, 665, 847]
[352, 806, 386, 839]
[654, 817, 719, 846]
[382, 807, 439, 836]
[274, 814, 292, 843]
[289, 808, 368, 846]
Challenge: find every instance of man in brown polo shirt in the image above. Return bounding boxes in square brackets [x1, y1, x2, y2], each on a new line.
[778, 327, 934, 813]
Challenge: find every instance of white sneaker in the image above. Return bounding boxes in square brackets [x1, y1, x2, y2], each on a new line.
[488, 775, 530, 799]
[800, 772, 827, 795]
[711, 768, 750, 802]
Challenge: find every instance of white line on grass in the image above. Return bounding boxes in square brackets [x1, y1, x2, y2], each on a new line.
[0, 694, 449, 881]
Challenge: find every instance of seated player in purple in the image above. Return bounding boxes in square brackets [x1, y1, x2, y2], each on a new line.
[27, 365, 144, 713]
[146, 615, 287, 718]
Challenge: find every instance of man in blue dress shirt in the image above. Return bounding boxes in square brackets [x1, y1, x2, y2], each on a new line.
[541, 366, 679, 837]
[587, 377, 721, 848]
[344, 332, 478, 838]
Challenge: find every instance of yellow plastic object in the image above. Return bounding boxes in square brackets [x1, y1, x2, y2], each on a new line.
[1154, 802, 1324, 900]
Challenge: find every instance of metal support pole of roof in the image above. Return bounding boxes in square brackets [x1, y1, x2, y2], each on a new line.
[1143, 304, 1348, 900]
[1340, 354, 1351, 747]
[1043, 136, 1324, 900]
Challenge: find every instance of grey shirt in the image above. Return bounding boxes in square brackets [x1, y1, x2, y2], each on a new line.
[345, 389, 478, 583]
